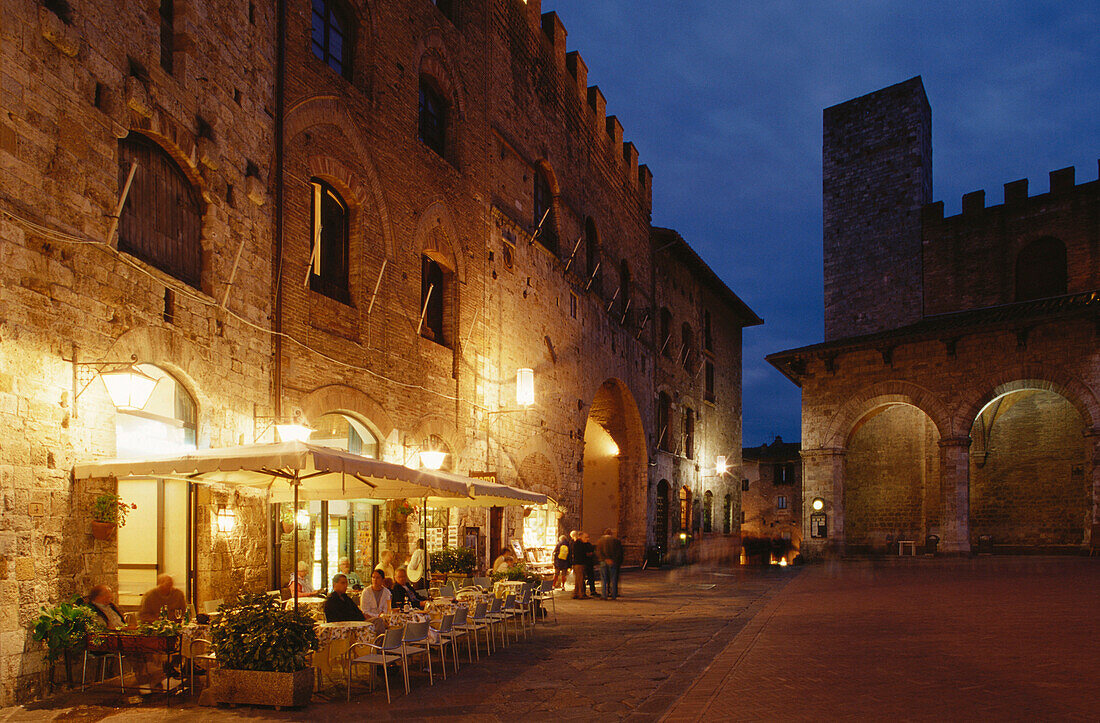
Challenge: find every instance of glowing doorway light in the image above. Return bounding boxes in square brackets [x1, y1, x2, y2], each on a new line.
[215, 505, 236, 534]
[100, 366, 158, 411]
[516, 368, 535, 407]
[276, 423, 313, 443]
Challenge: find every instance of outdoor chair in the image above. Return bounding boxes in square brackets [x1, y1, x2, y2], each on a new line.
[486, 594, 517, 646]
[428, 613, 457, 677]
[439, 582, 456, 599]
[534, 579, 557, 624]
[514, 587, 535, 639]
[347, 627, 405, 703]
[187, 637, 217, 693]
[443, 605, 473, 664]
[398, 620, 433, 688]
[458, 577, 474, 590]
[459, 601, 493, 660]
[471, 598, 502, 653]
[81, 646, 125, 693]
[473, 576, 491, 591]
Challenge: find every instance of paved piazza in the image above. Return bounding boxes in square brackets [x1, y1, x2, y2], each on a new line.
[5, 558, 1099, 721]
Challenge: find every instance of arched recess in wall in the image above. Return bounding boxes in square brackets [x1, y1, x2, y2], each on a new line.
[580, 378, 647, 555]
[967, 378, 1091, 548]
[282, 96, 395, 261]
[410, 414, 461, 470]
[299, 383, 395, 451]
[531, 158, 561, 255]
[417, 33, 466, 166]
[822, 381, 952, 450]
[412, 201, 465, 348]
[843, 401, 942, 552]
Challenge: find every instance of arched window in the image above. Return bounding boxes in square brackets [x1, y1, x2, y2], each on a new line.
[118, 133, 202, 288]
[533, 168, 557, 254]
[418, 76, 447, 158]
[703, 490, 713, 533]
[659, 308, 672, 357]
[657, 391, 672, 452]
[421, 254, 451, 346]
[309, 178, 350, 303]
[681, 323, 694, 372]
[681, 406, 694, 459]
[678, 486, 692, 532]
[584, 217, 600, 290]
[311, 412, 379, 458]
[311, 0, 352, 79]
[1016, 236, 1067, 301]
[723, 493, 732, 534]
[619, 260, 631, 322]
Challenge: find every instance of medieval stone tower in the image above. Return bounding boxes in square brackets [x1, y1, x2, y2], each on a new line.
[822, 76, 932, 340]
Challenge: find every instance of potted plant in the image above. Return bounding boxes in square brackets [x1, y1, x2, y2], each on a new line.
[31, 596, 97, 683]
[393, 500, 415, 524]
[90, 493, 136, 540]
[208, 593, 318, 709]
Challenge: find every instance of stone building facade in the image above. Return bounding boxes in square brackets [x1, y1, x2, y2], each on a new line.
[0, 0, 758, 703]
[769, 77, 1100, 558]
[741, 436, 802, 554]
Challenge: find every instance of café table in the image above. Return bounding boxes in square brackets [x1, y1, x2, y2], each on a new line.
[493, 580, 526, 599]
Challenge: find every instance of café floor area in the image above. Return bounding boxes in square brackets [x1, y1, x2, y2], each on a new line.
[8, 557, 1100, 721]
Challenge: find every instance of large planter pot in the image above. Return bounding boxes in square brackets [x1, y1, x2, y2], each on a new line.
[281, 520, 295, 534]
[90, 521, 116, 540]
[209, 667, 313, 709]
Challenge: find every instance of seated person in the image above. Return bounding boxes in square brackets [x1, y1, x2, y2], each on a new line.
[337, 557, 362, 589]
[390, 568, 426, 610]
[85, 584, 126, 629]
[290, 561, 317, 596]
[492, 551, 517, 574]
[360, 568, 392, 620]
[323, 574, 365, 623]
[139, 574, 187, 623]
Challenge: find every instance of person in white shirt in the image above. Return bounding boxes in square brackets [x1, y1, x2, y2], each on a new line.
[290, 561, 316, 596]
[407, 539, 429, 590]
[360, 568, 392, 620]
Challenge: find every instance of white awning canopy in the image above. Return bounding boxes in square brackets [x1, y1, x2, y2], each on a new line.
[74, 440, 546, 507]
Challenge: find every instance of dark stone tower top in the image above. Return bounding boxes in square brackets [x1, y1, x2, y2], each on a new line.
[823, 76, 932, 340]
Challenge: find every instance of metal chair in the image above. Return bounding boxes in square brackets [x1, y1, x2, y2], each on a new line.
[347, 627, 405, 703]
[81, 643, 125, 693]
[486, 594, 517, 646]
[439, 582, 456, 599]
[188, 637, 217, 693]
[473, 576, 491, 591]
[443, 605, 473, 664]
[397, 620, 432, 689]
[458, 601, 492, 660]
[428, 613, 457, 677]
[469, 599, 500, 654]
[534, 579, 557, 624]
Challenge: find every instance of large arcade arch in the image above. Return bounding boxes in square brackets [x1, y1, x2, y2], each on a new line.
[580, 379, 647, 557]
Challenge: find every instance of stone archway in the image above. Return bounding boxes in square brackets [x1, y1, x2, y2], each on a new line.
[843, 402, 942, 553]
[581, 379, 647, 560]
[969, 386, 1089, 548]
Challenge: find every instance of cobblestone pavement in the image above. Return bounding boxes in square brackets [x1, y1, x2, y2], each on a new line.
[665, 556, 1100, 722]
[1, 565, 794, 722]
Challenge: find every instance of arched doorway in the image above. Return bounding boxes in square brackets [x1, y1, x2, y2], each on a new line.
[115, 364, 197, 606]
[581, 379, 647, 558]
[969, 388, 1088, 548]
[843, 403, 941, 553]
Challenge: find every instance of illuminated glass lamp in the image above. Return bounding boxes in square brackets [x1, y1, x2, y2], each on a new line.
[100, 366, 158, 411]
[276, 423, 313, 443]
[516, 368, 535, 407]
[419, 449, 447, 470]
[811, 497, 825, 511]
[295, 507, 311, 528]
[215, 504, 236, 534]
[715, 455, 729, 475]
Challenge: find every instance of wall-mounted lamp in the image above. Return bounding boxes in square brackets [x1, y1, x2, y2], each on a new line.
[811, 497, 825, 512]
[516, 368, 535, 407]
[715, 455, 729, 475]
[215, 504, 236, 534]
[296, 507, 311, 528]
[419, 449, 447, 470]
[254, 404, 312, 443]
[67, 352, 158, 418]
[275, 423, 313, 443]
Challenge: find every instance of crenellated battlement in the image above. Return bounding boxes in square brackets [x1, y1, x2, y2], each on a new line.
[500, 3, 652, 207]
[922, 160, 1100, 224]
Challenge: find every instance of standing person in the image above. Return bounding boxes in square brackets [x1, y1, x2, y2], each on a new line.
[324, 574, 365, 622]
[408, 539, 429, 591]
[596, 528, 624, 600]
[570, 530, 588, 600]
[139, 574, 187, 622]
[552, 535, 571, 590]
[579, 532, 598, 598]
[374, 549, 396, 587]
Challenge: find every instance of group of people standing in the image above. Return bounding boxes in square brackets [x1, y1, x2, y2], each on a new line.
[552, 528, 623, 600]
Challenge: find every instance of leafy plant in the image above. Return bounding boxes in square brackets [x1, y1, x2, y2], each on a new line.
[31, 596, 96, 662]
[91, 493, 137, 526]
[393, 500, 415, 517]
[210, 593, 318, 672]
[432, 546, 476, 576]
[490, 562, 540, 584]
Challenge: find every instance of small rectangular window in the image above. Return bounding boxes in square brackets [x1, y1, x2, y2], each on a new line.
[704, 361, 715, 402]
[418, 78, 447, 157]
[740, 511, 746, 524]
[741, 478, 749, 491]
[569, 291, 578, 319]
[777, 495, 787, 510]
[159, 0, 174, 74]
[682, 407, 694, 459]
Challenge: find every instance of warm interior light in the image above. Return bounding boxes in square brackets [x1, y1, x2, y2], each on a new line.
[215, 505, 236, 534]
[100, 366, 158, 411]
[276, 423, 313, 443]
[419, 449, 447, 470]
[778, 557, 788, 567]
[296, 508, 311, 528]
[516, 368, 535, 407]
[716, 455, 728, 475]
[812, 497, 825, 511]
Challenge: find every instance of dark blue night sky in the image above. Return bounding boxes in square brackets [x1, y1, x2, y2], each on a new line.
[544, 0, 1100, 448]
